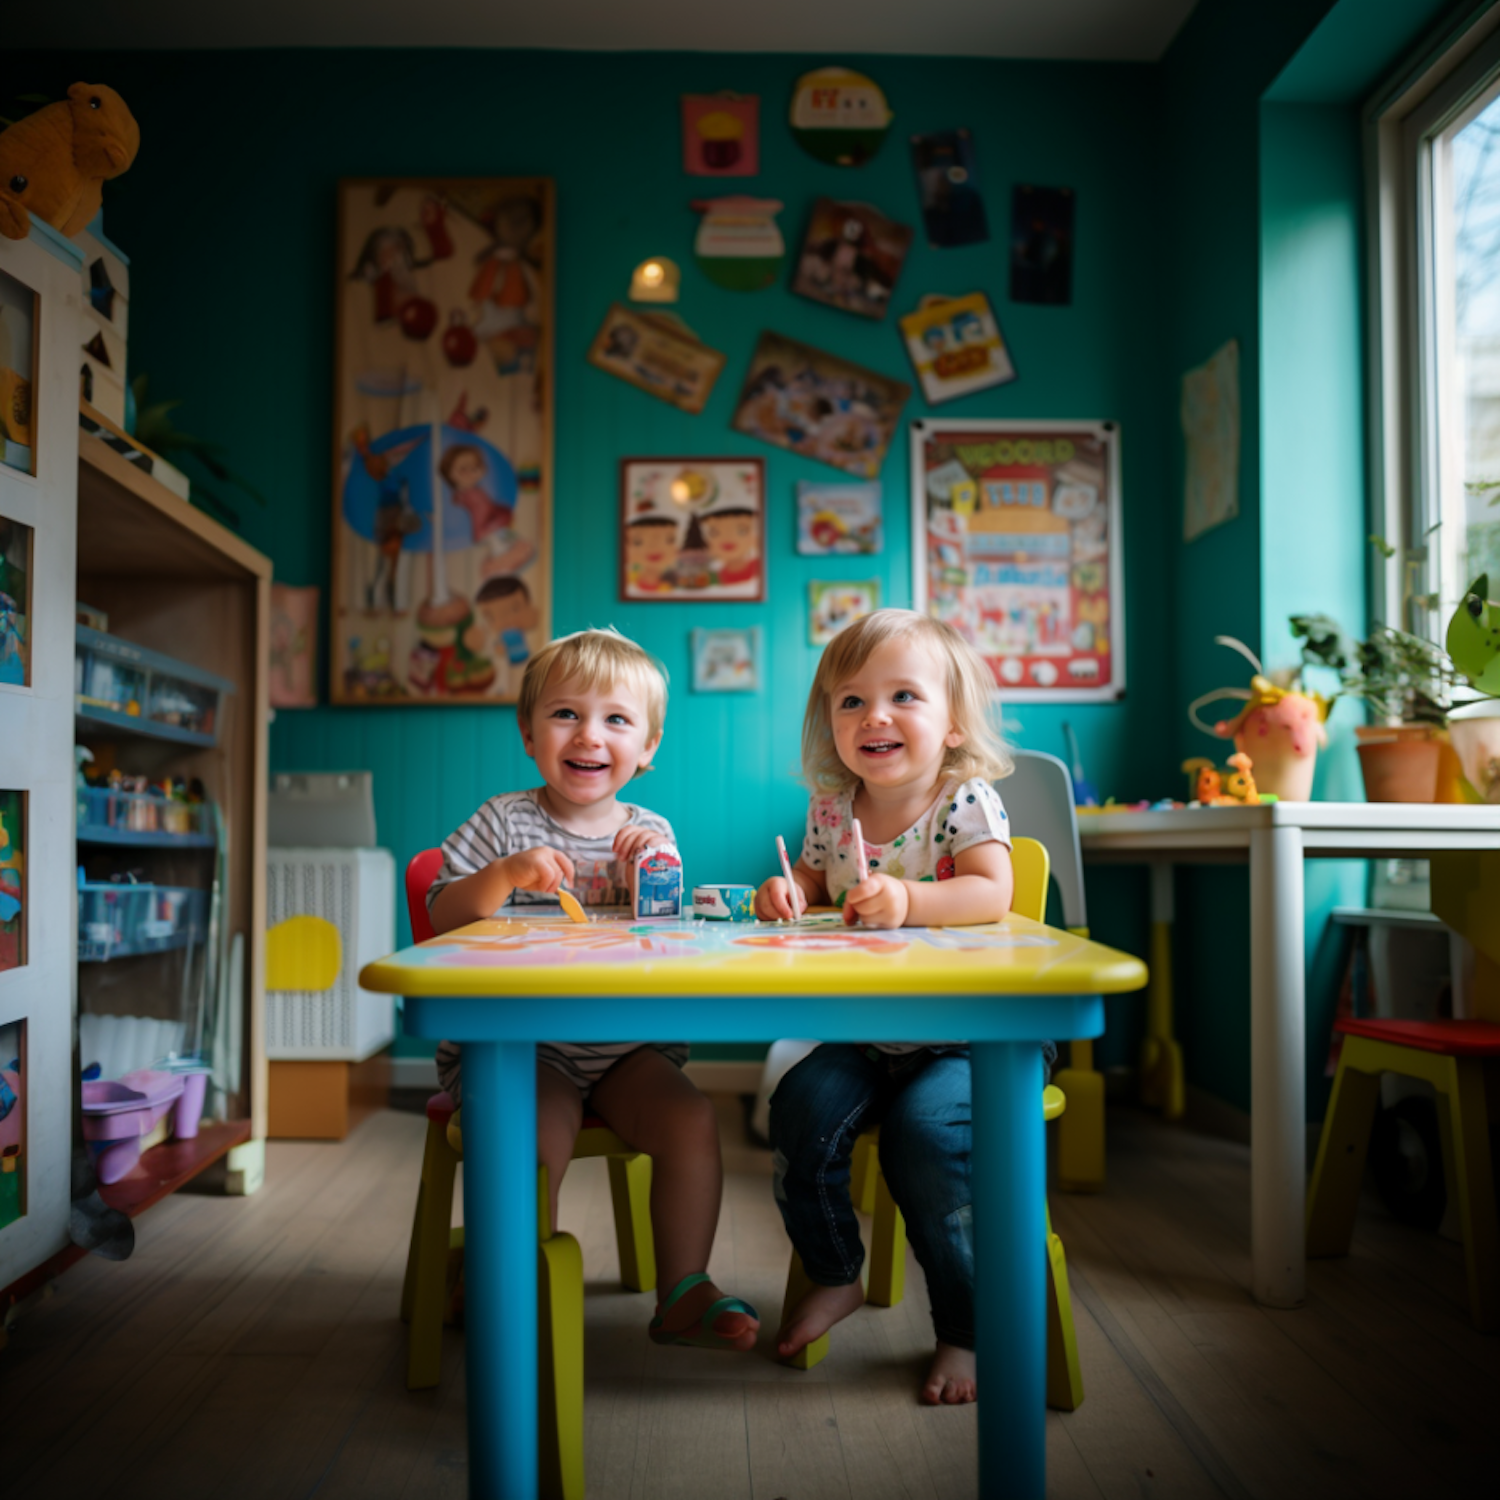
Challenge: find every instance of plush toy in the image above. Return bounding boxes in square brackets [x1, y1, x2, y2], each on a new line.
[0, 83, 140, 241]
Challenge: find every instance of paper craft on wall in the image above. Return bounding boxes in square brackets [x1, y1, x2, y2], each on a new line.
[911, 130, 989, 248]
[731, 331, 910, 480]
[912, 419, 1124, 701]
[900, 293, 1016, 405]
[1181, 339, 1240, 542]
[0, 1018, 24, 1231]
[692, 197, 785, 291]
[0, 788, 23, 972]
[0, 513, 32, 687]
[0, 269, 37, 476]
[682, 93, 760, 176]
[589, 304, 725, 413]
[1010, 185, 1076, 306]
[790, 67, 893, 166]
[692, 626, 761, 692]
[791, 199, 913, 321]
[270, 583, 319, 708]
[620, 458, 765, 602]
[797, 481, 882, 555]
[810, 579, 882, 645]
[332, 178, 553, 705]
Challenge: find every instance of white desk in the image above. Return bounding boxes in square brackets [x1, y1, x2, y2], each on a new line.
[1078, 802, 1500, 1308]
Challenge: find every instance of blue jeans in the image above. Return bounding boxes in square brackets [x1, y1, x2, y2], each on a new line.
[770, 1044, 974, 1349]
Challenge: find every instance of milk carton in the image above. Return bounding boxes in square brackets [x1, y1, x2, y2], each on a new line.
[634, 844, 684, 919]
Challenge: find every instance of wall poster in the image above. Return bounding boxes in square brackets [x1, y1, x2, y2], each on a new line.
[332, 178, 553, 704]
[911, 419, 1124, 701]
[0, 1018, 24, 1231]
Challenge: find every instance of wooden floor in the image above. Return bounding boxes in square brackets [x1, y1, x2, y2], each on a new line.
[3, 1102, 1497, 1499]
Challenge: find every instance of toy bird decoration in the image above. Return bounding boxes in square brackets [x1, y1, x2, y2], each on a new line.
[1447, 574, 1500, 696]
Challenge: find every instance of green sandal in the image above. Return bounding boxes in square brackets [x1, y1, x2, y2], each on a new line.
[647, 1272, 759, 1351]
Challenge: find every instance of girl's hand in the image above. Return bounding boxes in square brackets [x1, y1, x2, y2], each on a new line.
[843, 874, 911, 929]
[499, 845, 576, 895]
[755, 876, 803, 921]
[613, 825, 670, 866]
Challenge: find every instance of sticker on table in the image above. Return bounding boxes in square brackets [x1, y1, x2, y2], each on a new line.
[691, 197, 785, 291]
[900, 293, 1016, 405]
[797, 481, 882, 556]
[1010, 185, 1075, 307]
[429, 926, 706, 966]
[911, 129, 988, 248]
[915, 929, 1058, 950]
[791, 198, 912, 321]
[790, 67, 893, 167]
[733, 929, 909, 956]
[682, 93, 759, 176]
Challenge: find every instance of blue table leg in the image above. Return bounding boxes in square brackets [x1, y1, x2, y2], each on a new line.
[972, 1039, 1045, 1499]
[462, 1039, 538, 1499]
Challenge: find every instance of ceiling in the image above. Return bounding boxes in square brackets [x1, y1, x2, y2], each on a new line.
[8, 0, 1201, 62]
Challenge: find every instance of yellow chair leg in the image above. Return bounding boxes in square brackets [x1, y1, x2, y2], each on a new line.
[1055, 1040, 1106, 1193]
[866, 1167, 906, 1308]
[405, 1119, 460, 1390]
[605, 1151, 656, 1293]
[1045, 1203, 1085, 1411]
[780, 1251, 831, 1370]
[400, 1175, 427, 1325]
[1436, 1057, 1500, 1332]
[850, 1130, 878, 1216]
[1306, 1048, 1382, 1258]
[538, 1228, 586, 1500]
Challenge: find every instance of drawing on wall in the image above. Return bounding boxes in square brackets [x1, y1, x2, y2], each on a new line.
[620, 458, 765, 602]
[731, 332, 910, 480]
[899, 293, 1016, 405]
[0, 789, 23, 972]
[682, 94, 760, 176]
[797, 481, 882, 555]
[910, 129, 989, 248]
[912, 419, 1124, 701]
[692, 626, 761, 692]
[789, 67, 894, 167]
[791, 199, 912, 320]
[0, 1018, 24, 1231]
[1181, 339, 1240, 542]
[810, 579, 881, 645]
[332, 178, 553, 704]
[1010, 185, 1076, 307]
[270, 583, 318, 708]
[588, 304, 725, 414]
[0, 268, 36, 476]
[0, 514, 32, 687]
[692, 197, 786, 291]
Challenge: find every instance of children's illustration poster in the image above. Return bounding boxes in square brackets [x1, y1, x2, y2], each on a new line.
[789, 67, 894, 166]
[791, 199, 913, 320]
[912, 420, 1124, 701]
[0, 1018, 23, 1230]
[899, 294, 1017, 404]
[588, 304, 725, 414]
[691, 197, 785, 292]
[797, 481, 882, 555]
[693, 626, 760, 692]
[732, 332, 910, 480]
[270, 583, 318, 708]
[620, 458, 765, 602]
[0, 268, 36, 476]
[0, 514, 31, 687]
[332, 178, 553, 705]
[911, 130, 989, 248]
[810, 579, 882, 645]
[1181, 339, 1240, 542]
[1010, 185, 1076, 307]
[0, 788, 23, 972]
[682, 94, 760, 176]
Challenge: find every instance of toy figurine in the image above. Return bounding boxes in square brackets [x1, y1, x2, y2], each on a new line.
[1182, 751, 1263, 807]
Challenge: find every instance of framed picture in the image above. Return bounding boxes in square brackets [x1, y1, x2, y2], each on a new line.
[331, 177, 553, 705]
[791, 198, 913, 320]
[797, 481, 882, 555]
[911, 129, 989, 248]
[911, 419, 1124, 701]
[270, 583, 319, 708]
[0, 268, 37, 476]
[1010, 185, 1076, 307]
[620, 458, 765, 601]
[810, 579, 881, 645]
[682, 92, 760, 176]
[732, 331, 910, 480]
[0, 514, 33, 688]
[692, 627, 761, 692]
[0, 1017, 25, 1230]
[899, 293, 1017, 404]
[588, 303, 726, 413]
[0, 787, 23, 972]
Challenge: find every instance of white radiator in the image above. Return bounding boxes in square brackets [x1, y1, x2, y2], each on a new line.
[265, 848, 396, 1061]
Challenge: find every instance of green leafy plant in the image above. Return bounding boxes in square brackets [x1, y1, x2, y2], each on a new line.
[1290, 613, 1458, 725]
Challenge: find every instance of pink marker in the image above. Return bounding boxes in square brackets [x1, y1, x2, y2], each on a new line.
[776, 835, 804, 919]
[851, 818, 870, 884]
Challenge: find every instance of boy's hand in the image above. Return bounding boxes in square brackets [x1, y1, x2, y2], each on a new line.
[755, 876, 803, 921]
[613, 825, 670, 866]
[843, 874, 910, 929]
[499, 845, 576, 895]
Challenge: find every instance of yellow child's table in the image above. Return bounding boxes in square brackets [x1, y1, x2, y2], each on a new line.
[361, 910, 1148, 1499]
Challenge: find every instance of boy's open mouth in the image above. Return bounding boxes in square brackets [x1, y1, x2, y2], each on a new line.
[564, 759, 609, 772]
[859, 740, 902, 757]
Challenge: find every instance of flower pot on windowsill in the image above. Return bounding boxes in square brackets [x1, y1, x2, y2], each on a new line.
[1447, 700, 1500, 803]
[1354, 724, 1443, 803]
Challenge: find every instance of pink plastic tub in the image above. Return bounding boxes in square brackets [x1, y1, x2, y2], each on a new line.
[81, 1069, 186, 1184]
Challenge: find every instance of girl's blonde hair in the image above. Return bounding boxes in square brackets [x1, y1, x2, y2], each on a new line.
[802, 609, 1013, 794]
[520, 628, 668, 773]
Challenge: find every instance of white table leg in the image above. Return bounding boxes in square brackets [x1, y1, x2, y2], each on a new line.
[1249, 825, 1306, 1308]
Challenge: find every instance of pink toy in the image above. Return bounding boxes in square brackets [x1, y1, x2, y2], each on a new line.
[80, 1066, 207, 1182]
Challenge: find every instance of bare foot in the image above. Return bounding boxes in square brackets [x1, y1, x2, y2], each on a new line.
[921, 1341, 976, 1405]
[654, 1278, 759, 1351]
[776, 1278, 866, 1359]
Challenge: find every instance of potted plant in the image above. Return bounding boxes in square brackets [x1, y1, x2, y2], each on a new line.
[1446, 574, 1500, 803]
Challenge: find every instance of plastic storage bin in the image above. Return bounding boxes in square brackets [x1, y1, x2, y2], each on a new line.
[77, 784, 208, 841]
[75, 625, 234, 746]
[77, 881, 207, 962]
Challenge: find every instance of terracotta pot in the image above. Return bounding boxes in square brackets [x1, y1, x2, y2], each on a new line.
[1355, 725, 1442, 803]
[1447, 701, 1500, 803]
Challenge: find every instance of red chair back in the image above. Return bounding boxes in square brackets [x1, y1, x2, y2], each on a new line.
[406, 848, 444, 943]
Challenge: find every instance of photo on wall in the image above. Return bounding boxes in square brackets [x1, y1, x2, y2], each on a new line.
[899, 293, 1016, 405]
[0, 788, 23, 973]
[1010, 185, 1076, 307]
[588, 304, 726, 414]
[620, 458, 765, 602]
[332, 177, 554, 705]
[0, 268, 37, 476]
[0, 1018, 25, 1231]
[0, 513, 32, 687]
[910, 129, 989, 248]
[270, 583, 318, 708]
[797, 481, 882, 555]
[791, 199, 913, 320]
[809, 579, 882, 645]
[692, 627, 761, 692]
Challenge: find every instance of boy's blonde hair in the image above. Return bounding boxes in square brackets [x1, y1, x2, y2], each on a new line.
[802, 608, 1013, 794]
[520, 628, 668, 773]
